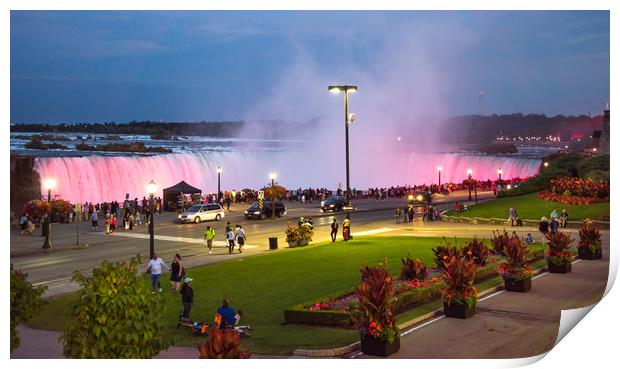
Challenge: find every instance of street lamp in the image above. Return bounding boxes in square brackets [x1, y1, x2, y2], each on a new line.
[497, 168, 503, 189]
[543, 162, 549, 168]
[437, 166, 443, 187]
[216, 165, 222, 203]
[329, 84, 358, 207]
[269, 172, 277, 218]
[41, 178, 57, 251]
[466, 169, 473, 201]
[146, 180, 157, 259]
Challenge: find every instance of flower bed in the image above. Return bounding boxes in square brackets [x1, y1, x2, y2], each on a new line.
[549, 177, 609, 198]
[283, 250, 545, 327]
[536, 191, 608, 205]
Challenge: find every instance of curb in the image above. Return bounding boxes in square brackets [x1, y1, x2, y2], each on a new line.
[292, 262, 553, 358]
[441, 215, 609, 230]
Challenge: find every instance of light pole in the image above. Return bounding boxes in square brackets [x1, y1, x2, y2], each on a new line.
[42, 178, 57, 251]
[437, 166, 443, 187]
[467, 169, 473, 201]
[216, 165, 222, 203]
[147, 180, 157, 259]
[269, 172, 277, 218]
[329, 84, 358, 207]
[497, 168, 503, 190]
[543, 161, 549, 169]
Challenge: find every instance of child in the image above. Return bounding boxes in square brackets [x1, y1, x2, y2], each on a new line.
[226, 228, 235, 254]
[524, 233, 534, 245]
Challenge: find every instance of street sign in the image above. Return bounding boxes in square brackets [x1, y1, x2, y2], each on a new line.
[258, 191, 264, 199]
[259, 199, 263, 209]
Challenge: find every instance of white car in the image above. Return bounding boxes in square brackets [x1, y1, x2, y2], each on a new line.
[178, 204, 225, 223]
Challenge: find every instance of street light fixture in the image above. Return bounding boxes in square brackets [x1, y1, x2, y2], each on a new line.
[543, 162, 549, 168]
[216, 165, 222, 203]
[437, 166, 443, 187]
[269, 172, 277, 219]
[328, 84, 358, 207]
[41, 178, 57, 251]
[146, 179, 157, 259]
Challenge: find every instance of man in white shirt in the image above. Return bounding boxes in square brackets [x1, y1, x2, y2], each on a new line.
[147, 253, 169, 293]
[235, 225, 246, 254]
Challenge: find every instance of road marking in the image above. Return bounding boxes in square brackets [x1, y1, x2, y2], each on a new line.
[401, 315, 445, 337]
[32, 276, 72, 286]
[87, 232, 257, 249]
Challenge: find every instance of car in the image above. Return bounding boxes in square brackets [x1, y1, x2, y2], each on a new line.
[320, 196, 346, 212]
[244, 201, 287, 220]
[177, 203, 225, 223]
[406, 191, 433, 206]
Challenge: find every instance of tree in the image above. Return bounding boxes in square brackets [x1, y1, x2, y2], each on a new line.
[11, 264, 47, 353]
[61, 257, 172, 358]
[262, 185, 287, 200]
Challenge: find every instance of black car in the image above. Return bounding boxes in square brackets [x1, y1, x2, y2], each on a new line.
[406, 191, 433, 206]
[244, 201, 287, 220]
[320, 196, 346, 212]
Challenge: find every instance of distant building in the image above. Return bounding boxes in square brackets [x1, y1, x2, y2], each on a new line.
[599, 108, 610, 155]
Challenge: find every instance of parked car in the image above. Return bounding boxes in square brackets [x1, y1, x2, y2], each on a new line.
[320, 196, 346, 212]
[406, 191, 433, 206]
[177, 203, 225, 223]
[244, 201, 287, 220]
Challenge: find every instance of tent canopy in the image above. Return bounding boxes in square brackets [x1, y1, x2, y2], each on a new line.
[163, 180, 202, 195]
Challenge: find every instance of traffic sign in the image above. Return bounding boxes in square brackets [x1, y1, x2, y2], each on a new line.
[258, 191, 264, 199]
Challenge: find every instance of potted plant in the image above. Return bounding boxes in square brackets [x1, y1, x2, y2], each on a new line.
[464, 237, 490, 266]
[578, 221, 602, 260]
[545, 231, 574, 273]
[197, 327, 251, 359]
[498, 237, 532, 292]
[354, 261, 400, 356]
[285, 223, 301, 248]
[441, 255, 478, 319]
[297, 224, 313, 246]
[400, 255, 427, 280]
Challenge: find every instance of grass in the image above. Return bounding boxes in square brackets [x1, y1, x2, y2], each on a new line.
[446, 192, 609, 221]
[27, 236, 546, 356]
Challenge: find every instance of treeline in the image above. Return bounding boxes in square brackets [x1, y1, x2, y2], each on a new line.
[10, 121, 245, 137]
[442, 113, 604, 144]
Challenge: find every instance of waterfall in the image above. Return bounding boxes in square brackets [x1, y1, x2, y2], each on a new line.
[33, 151, 541, 203]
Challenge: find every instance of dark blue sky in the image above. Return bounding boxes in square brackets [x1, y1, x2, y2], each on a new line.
[10, 11, 609, 123]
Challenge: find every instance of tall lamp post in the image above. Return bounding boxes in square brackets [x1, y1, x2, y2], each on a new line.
[467, 169, 473, 201]
[497, 168, 503, 190]
[147, 180, 157, 259]
[216, 166, 222, 203]
[42, 178, 57, 251]
[269, 172, 277, 219]
[437, 166, 443, 187]
[329, 84, 358, 207]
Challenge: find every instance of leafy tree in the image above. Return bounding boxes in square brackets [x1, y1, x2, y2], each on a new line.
[11, 264, 47, 353]
[262, 184, 287, 200]
[61, 257, 172, 358]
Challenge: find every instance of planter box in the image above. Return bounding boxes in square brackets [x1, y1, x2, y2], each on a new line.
[504, 277, 532, 292]
[578, 247, 602, 260]
[287, 240, 298, 248]
[360, 335, 400, 357]
[443, 301, 475, 319]
[547, 262, 572, 274]
[297, 239, 309, 247]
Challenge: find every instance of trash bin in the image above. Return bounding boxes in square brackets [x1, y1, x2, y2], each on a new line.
[269, 237, 278, 250]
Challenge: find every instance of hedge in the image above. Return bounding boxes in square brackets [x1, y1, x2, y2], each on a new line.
[283, 250, 546, 328]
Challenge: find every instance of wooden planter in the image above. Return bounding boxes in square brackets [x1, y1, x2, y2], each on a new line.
[504, 277, 532, 292]
[578, 247, 602, 260]
[547, 262, 572, 274]
[443, 301, 475, 319]
[360, 335, 400, 357]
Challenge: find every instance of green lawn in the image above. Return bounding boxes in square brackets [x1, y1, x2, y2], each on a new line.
[446, 192, 609, 221]
[26, 236, 545, 356]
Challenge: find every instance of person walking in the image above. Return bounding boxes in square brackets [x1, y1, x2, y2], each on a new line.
[550, 217, 559, 234]
[169, 253, 184, 292]
[403, 206, 409, 223]
[408, 206, 415, 223]
[19, 213, 28, 235]
[235, 225, 246, 253]
[343, 214, 351, 241]
[226, 227, 235, 254]
[508, 206, 517, 226]
[539, 217, 550, 241]
[147, 253, 169, 294]
[204, 225, 215, 254]
[90, 211, 99, 231]
[330, 218, 339, 242]
[180, 277, 194, 321]
[110, 214, 117, 233]
[226, 196, 232, 211]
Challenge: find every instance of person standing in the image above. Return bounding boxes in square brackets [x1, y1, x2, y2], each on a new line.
[236, 225, 246, 253]
[19, 213, 28, 235]
[169, 253, 184, 292]
[226, 196, 232, 211]
[539, 217, 550, 241]
[147, 253, 169, 293]
[550, 217, 559, 234]
[343, 214, 351, 241]
[226, 227, 235, 254]
[90, 211, 99, 231]
[180, 278, 194, 320]
[560, 209, 569, 228]
[204, 225, 215, 254]
[110, 214, 117, 233]
[330, 218, 339, 242]
[104, 213, 111, 234]
[408, 206, 415, 223]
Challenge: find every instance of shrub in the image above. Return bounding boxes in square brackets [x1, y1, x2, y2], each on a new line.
[550, 177, 609, 198]
[545, 231, 574, 267]
[498, 237, 532, 281]
[298, 224, 314, 241]
[285, 223, 301, 243]
[578, 221, 602, 254]
[432, 238, 461, 270]
[441, 256, 478, 309]
[463, 238, 491, 266]
[197, 328, 251, 359]
[400, 255, 427, 280]
[61, 257, 172, 358]
[491, 230, 520, 255]
[353, 261, 398, 343]
[10, 264, 47, 353]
